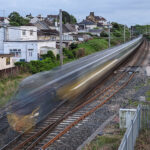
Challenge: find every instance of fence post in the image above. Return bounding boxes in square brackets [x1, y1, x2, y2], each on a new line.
[126, 134, 128, 150]
[131, 120, 134, 150]
[147, 105, 148, 128]
[139, 106, 141, 130]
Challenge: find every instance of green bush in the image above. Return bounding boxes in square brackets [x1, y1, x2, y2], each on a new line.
[41, 51, 56, 61]
[15, 62, 27, 67]
[87, 39, 108, 51]
[69, 43, 78, 50]
[28, 58, 59, 74]
[65, 50, 74, 59]
[72, 50, 76, 58]
[56, 54, 60, 60]
[101, 31, 108, 37]
[113, 30, 122, 37]
[63, 48, 74, 59]
[63, 48, 68, 55]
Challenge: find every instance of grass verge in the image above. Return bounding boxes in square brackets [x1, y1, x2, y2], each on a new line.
[83, 123, 125, 150]
[135, 129, 150, 150]
[0, 73, 31, 108]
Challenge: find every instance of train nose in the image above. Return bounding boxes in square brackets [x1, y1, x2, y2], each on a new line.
[7, 113, 36, 132]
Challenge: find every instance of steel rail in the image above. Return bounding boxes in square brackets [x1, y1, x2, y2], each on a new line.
[41, 73, 135, 150]
[41, 40, 148, 149]
[12, 39, 146, 150]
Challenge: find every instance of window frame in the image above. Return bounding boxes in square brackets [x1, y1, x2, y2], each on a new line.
[6, 57, 10, 65]
[28, 49, 34, 57]
[22, 30, 26, 36]
[9, 49, 21, 57]
[30, 30, 33, 36]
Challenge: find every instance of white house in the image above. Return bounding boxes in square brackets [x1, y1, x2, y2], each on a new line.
[5, 26, 37, 41]
[0, 26, 57, 62]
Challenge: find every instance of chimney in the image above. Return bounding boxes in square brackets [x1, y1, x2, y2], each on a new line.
[90, 12, 94, 17]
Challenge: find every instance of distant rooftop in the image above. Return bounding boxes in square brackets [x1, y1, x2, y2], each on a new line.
[79, 20, 96, 25]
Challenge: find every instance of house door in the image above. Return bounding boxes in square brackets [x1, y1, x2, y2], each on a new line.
[27, 49, 34, 62]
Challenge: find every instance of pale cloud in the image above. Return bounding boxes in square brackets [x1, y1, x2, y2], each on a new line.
[0, 0, 150, 26]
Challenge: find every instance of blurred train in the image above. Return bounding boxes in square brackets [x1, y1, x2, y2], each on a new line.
[7, 36, 143, 132]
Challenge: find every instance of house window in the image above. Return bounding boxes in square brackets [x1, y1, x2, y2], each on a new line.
[30, 30, 33, 36]
[10, 49, 21, 57]
[28, 49, 33, 57]
[51, 36, 56, 41]
[22, 30, 26, 35]
[6, 57, 10, 65]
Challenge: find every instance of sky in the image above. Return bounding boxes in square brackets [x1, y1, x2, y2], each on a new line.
[0, 0, 150, 26]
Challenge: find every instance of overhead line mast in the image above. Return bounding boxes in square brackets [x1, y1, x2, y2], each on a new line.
[108, 21, 111, 48]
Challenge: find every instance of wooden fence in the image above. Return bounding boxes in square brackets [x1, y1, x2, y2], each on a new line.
[0, 66, 27, 78]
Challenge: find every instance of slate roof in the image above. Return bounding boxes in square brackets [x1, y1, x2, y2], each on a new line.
[34, 20, 50, 30]
[63, 23, 76, 33]
[79, 20, 96, 25]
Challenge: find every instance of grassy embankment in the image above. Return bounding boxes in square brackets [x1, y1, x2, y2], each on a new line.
[0, 73, 31, 108]
[83, 124, 125, 150]
[135, 129, 150, 150]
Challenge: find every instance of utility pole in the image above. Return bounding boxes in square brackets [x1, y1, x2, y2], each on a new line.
[124, 24, 126, 43]
[59, 9, 63, 66]
[108, 22, 111, 48]
[130, 26, 132, 40]
[146, 25, 148, 35]
[145, 26, 147, 35]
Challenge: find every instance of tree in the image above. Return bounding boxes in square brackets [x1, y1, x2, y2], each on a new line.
[26, 13, 33, 19]
[70, 15, 77, 24]
[9, 11, 29, 26]
[62, 11, 71, 24]
[101, 31, 108, 37]
[62, 11, 77, 24]
[112, 22, 121, 30]
[69, 43, 78, 50]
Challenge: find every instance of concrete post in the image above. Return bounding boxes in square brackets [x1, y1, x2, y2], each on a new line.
[131, 120, 134, 150]
[124, 25, 126, 43]
[108, 22, 111, 48]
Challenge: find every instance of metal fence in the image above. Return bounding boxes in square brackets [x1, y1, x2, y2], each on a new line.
[141, 104, 150, 129]
[118, 104, 150, 150]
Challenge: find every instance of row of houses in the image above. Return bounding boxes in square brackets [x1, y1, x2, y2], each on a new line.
[0, 12, 110, 70]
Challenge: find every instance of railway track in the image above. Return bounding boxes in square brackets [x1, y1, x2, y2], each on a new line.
[0, 39, 148, 150]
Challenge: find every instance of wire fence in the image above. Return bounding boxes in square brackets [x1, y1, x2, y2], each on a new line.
[118, 104, 150, 150]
